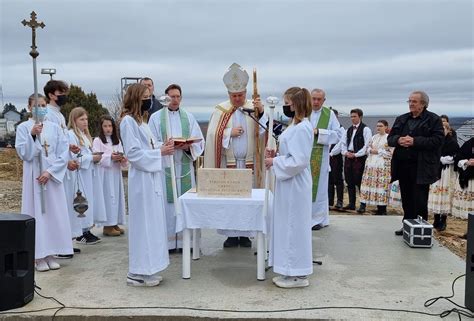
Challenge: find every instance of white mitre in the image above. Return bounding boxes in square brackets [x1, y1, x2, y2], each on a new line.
[223, 63, 249, 93]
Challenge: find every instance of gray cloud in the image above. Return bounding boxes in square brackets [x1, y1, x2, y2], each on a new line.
[1, 0, 473, 116]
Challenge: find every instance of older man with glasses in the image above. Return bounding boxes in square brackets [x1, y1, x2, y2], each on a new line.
[388, 91, 444, 236]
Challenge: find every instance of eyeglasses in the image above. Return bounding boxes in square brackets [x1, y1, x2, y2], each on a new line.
[406, 100, 421, 104]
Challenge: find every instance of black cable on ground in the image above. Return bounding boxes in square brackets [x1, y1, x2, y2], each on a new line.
[1, 274, 472, 320]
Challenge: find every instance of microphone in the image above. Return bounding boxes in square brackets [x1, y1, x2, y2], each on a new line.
[241, 107, 255, 114]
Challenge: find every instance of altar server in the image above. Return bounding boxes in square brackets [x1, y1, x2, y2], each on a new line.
[119, 83, 174, 286]
[265, 87, 314, 288]
[67, 107, 103, 244]
[16, 96, 73, 271]
[93, 115, 128, 237]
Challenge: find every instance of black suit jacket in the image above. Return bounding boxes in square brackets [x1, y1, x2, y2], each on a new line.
[388, 109, 444, 185]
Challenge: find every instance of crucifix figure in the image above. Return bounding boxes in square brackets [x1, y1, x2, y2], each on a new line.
[42, 139, 50, 157]
[21, 11, 45, 59]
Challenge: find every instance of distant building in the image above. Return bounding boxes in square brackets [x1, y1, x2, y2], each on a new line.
[456, 119, 474, 146]
[3, 109, 21, 123]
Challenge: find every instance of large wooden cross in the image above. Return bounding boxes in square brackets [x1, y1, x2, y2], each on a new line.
[21, 11, 45, 59]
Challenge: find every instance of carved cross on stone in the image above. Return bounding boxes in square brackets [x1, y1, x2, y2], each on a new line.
[21, 11, 45, 59]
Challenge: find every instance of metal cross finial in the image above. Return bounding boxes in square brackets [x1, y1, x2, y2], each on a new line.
[42, 139, 50, 157]
[21, 11, 45, 59]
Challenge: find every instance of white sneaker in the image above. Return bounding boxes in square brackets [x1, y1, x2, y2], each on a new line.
[274, 276, 309, 288]
[126, 273, 160, 287]
[151, 273, 163, 282]
[272, 275, 284, 284]
[45, 256, 60, 270]
[35, 259, 50, 272]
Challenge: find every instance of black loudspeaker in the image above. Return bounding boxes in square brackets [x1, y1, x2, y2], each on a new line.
[466, 213, 474, 312]
[0, 213, 35, 311]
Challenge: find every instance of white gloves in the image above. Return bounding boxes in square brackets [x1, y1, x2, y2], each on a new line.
[440, 156, 454, 165]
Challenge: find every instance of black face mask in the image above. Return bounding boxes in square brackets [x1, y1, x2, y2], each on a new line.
[56, 95, 68, 107]
[141, 98, 152, 114]
[283, 104, 295, 118]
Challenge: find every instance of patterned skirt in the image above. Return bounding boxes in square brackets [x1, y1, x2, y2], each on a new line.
[452, 178, 474, 219]
[427, 165, 457, 214]
[360, 157, 391, 205]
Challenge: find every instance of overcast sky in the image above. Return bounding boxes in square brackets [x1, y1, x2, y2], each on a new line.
[1, 0, 473, 118]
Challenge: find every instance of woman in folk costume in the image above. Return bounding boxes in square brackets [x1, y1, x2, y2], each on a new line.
[119, 83, 174, 287]
[15, 94, 73, 272]
[359, 120, 393, 215]
[67, 107, 103, 245]
[203, 63, 267, 248]
[452, 137, 474, 219]
[265, 87, 314, 288]
[92, 115, 128, 237]
[427, 116, 459, 230]
[149, 84, 205, 251]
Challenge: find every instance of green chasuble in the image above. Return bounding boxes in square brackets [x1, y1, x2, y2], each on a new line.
[310, 107, 331, 202]
[160, 109, 192, 203]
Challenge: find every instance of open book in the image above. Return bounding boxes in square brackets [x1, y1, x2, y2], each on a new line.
[172, 137, 202, 146]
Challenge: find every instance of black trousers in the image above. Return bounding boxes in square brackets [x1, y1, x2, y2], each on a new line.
[328, 154, 344, 205]
[398, 161, 430, 221]
[344, 156, 367, 206]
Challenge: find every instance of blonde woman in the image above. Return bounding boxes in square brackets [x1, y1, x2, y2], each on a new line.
[265, 87, 314, 288]
[67, 107, 103, 245]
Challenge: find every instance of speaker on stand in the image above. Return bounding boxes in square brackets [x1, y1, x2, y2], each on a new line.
[0, 213, 35, 311]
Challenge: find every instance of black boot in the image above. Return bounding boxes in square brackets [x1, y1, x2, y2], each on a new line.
[376, 205, 387, 215]
[343, 186, 356, 210]
[239, 237, 252, 247]
[223, 237, 239, 248]
[432, 214, 441, 229]
[437, 215, 447, 232]
[357, 202, 366, 214]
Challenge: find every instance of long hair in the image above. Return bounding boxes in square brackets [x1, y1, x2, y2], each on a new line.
[285, 87, 312, 125]
[98, 114, 120, 145]
[119, 83, 149, 124]
[68, 107, 92, 147]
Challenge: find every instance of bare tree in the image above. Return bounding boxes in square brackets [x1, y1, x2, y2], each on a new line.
[104, 89, 123, 120]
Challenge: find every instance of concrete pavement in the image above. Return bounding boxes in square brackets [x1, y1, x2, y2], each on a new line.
[1, 215, 467, 320]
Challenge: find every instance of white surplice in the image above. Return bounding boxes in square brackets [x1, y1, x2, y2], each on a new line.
[67, 130, 95, 230]
[269, 118, 314, 277]
[120, 115, 169, 275]
[310, 108, 342, 227]
[92, 137, 127, 226]
[15, 119, 73, 259]
[149, 108, 205, 249]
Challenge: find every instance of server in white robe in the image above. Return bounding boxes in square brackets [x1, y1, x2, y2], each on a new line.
[149, 84, 205, 250]
[93, 115, 127, 237]
[44, 81, 83, 254]
[309, 89, 342, 229]
[203, 63, 267, 248]
[67, 107, 103, 245]
[266, 87, 314, 288]
[16, 106, 73, 272]
[120, 83, 174, 287]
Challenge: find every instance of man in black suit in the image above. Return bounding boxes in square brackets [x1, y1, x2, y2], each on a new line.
[140, 77, 163, 115]
[388, 91, 444, 235]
